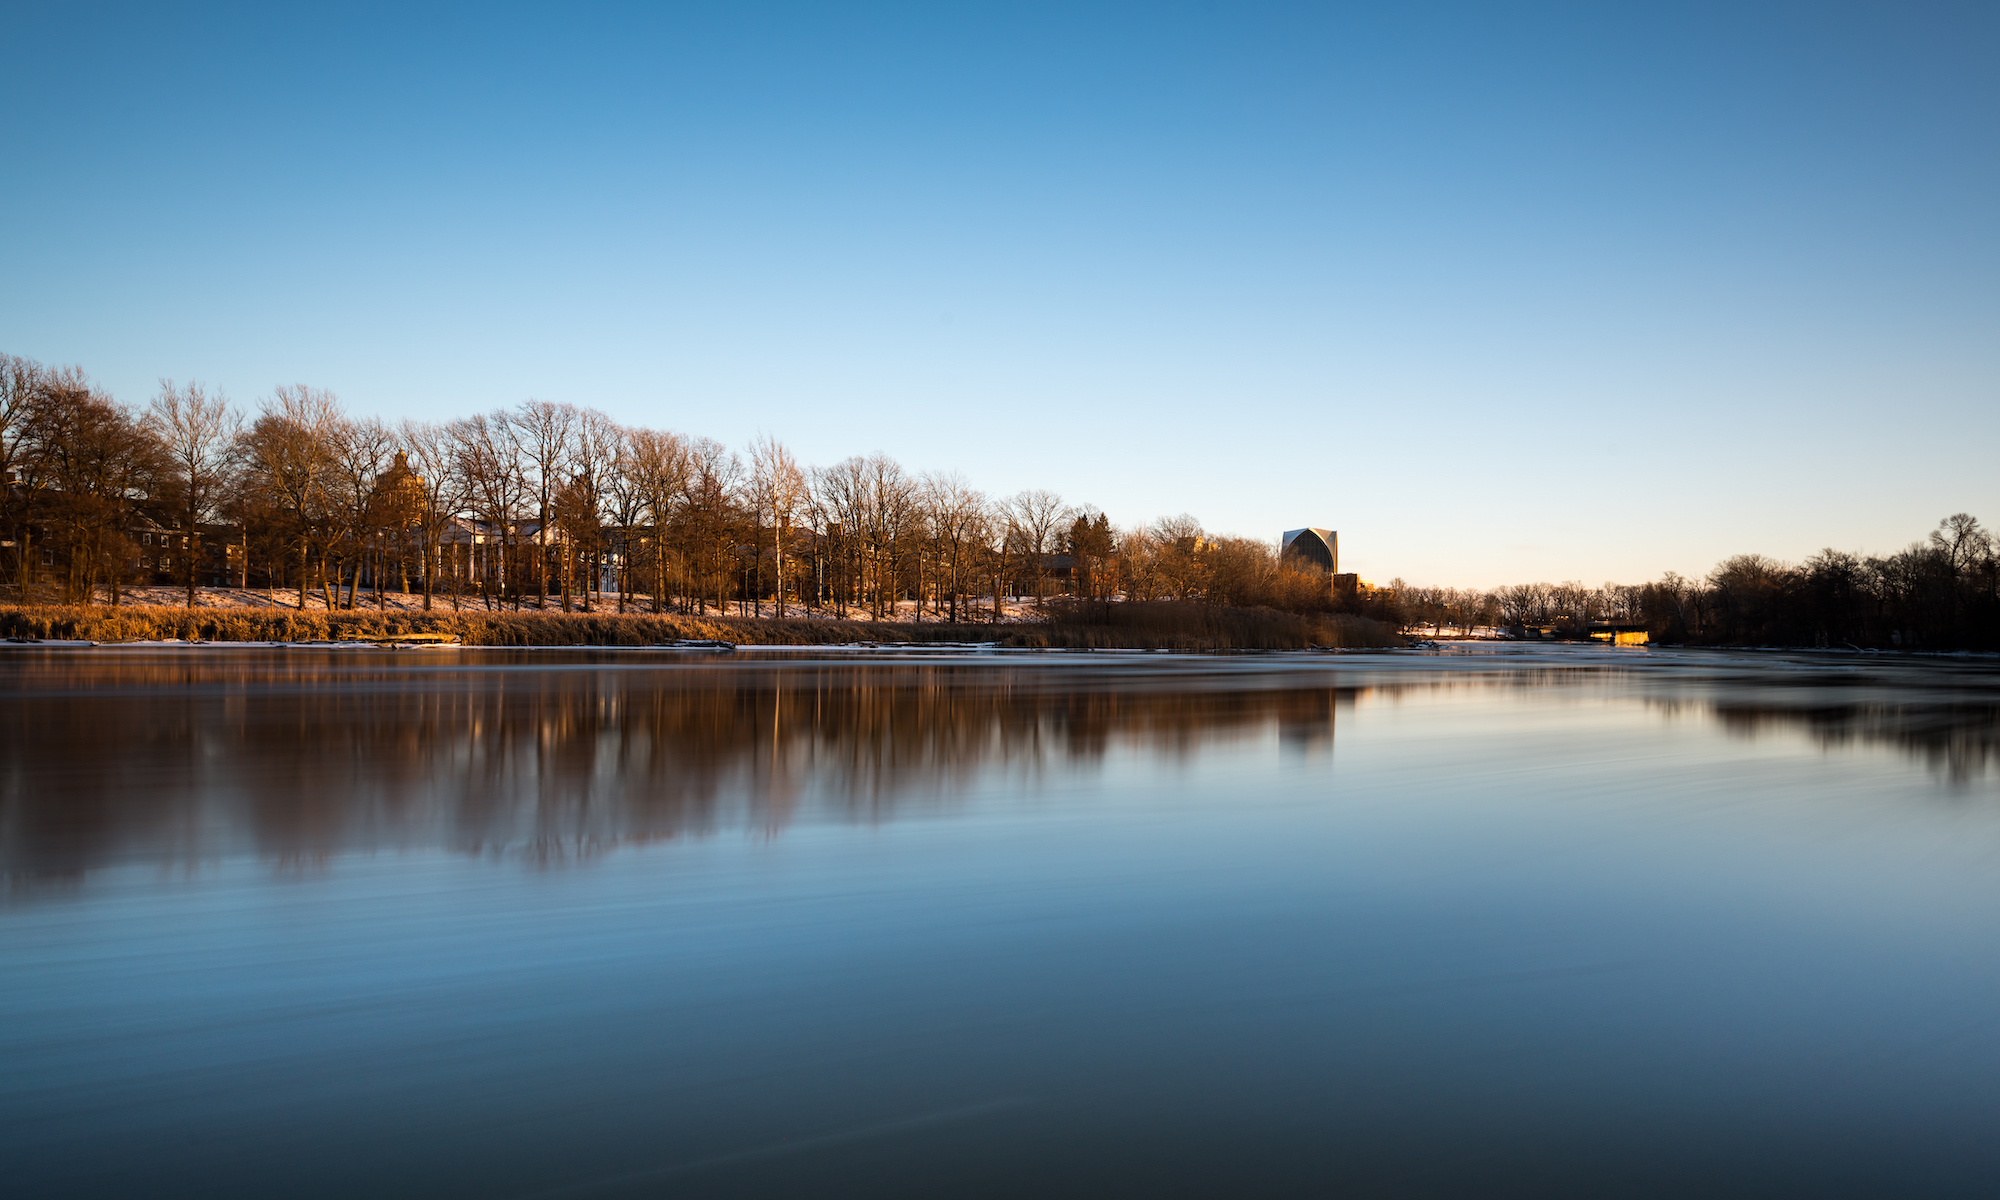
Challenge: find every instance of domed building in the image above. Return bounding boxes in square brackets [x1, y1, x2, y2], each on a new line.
[370, 451, 428, 526]
[1280, 527, 1337, 572]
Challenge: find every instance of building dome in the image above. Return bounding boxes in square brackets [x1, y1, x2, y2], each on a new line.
[1280, 527, 1337, 572]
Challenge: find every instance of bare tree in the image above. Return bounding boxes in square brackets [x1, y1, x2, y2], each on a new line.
[144, 381, 243, 608]
[1654, 571, 1691, 630]
[1496, 582, 1551, 627]
[1007, 488, 1069, 607]
[601, 426, 646, 612]
[923, 472, 987, 623]
[551, 473, 598, 612]
[861, 454, 915, 618]
[749, 435, 808, 617]
[401, 419, 469, 611]
[1148, 513, 1208, 601]
[1406, 584, 1445, 634]
[0, 355, 34, 481]
[680, 437, 743, 614]
[239, 385, 342, 609]
[1931, 513, 1989, 577]
[624, 427, 689, 613]
[27, 369, 161, 604]
[811, 456, 872, 617]
[512, 400, 577, 608]
[1, 355, 47, 593]
[452, 413, 530, 610]
[329, 418, 394, 608]
[551, 409, 619, 611]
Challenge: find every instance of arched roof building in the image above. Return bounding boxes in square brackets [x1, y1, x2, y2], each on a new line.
[1280, 527, 1338, 572]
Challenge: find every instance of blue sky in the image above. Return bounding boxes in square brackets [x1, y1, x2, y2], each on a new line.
[4, 2, 1995, 586]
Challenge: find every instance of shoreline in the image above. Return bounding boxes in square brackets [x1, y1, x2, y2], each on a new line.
[0, 601, 1403, 652]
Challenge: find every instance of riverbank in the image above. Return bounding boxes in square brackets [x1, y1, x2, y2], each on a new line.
[41, 585, 1066, 624]
[0, 602, 1400, 651]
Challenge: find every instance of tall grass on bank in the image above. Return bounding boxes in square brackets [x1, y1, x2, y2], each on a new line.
[1036, 600, 1400, 650]
[0, 605, 993, 646]
[0, 601, 1401, 650]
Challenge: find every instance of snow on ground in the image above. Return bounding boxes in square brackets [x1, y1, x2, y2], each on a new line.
[91, 586, 439, 611]
[84, 586, 1053, 622]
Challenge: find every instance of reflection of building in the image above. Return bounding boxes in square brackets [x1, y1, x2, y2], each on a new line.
[1281, 527, 1337, 572]
[1278, 689, 1345, 760]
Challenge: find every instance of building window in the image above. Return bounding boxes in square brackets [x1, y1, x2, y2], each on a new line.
[143, 533, 152, 546]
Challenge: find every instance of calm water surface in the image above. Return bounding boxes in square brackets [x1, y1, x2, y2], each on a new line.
[4, 644, 2000, 1197]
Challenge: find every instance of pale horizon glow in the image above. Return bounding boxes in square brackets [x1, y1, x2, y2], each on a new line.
[4, 3, 1995, 589]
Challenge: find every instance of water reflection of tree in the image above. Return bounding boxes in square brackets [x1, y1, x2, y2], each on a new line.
[16, 654, 1996, 881]
[1705, 699, 2000, 786]
[1, 655, 1355, 876]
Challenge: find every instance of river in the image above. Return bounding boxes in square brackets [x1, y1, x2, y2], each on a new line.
[4, 644, 1999, 1196]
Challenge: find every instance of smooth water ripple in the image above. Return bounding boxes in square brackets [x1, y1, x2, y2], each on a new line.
[4, 644, 2000, 1196]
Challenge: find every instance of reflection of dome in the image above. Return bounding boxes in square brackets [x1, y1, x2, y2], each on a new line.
[1280, 527, 1337, 572]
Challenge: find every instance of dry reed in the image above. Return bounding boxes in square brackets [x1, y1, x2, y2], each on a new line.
[1031, 600, 1397, 650]
[0, 600, 1400, 650]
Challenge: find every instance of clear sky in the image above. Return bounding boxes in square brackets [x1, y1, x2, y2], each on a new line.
[5, 2, 1995, 587]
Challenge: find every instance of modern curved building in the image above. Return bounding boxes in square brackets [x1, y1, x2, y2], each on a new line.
[1280, 527, 1338, 572]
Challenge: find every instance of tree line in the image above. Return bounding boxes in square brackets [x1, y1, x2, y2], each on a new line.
[1397, 514, 2000, 651]
[14, 351, 1979, 647]
[0, 353, 1368, 620]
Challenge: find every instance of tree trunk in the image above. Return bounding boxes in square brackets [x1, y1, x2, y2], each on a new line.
[536, 518, 548, 609]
